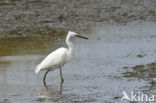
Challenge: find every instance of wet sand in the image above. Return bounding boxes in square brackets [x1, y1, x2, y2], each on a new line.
[0, 22, 156, 103]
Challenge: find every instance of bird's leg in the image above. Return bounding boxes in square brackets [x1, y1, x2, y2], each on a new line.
[43, 69, 50, 87]
[59, 67, 64, 95]
[60, 78, 63, 95]
[59, 67, 64, 82]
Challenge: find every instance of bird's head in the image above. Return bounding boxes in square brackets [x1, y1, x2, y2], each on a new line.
[67, 31, 88, 40]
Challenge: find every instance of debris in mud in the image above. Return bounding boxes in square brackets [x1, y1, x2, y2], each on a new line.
[0, 99, 10, 103]
[137, 54, 146, 58]
[122, 62, 156, 91]
[123, 63, 156, 78]
[133, 65, 145, 71]
[114, 96, 121, 99]
[36, 97, 46, 102]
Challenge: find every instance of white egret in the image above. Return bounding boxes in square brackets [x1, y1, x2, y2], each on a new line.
[35, 31, 88, 87]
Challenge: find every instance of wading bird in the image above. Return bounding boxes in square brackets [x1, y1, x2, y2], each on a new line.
[35, 31, 88, 87]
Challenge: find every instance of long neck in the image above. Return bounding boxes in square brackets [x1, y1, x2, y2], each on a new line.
[66, 35, 74, 56]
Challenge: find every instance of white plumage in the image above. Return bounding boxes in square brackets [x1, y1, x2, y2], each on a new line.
[35, 47, 68, 74]
[34, 31, 88, 87]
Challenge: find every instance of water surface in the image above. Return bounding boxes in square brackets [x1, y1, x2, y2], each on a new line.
[0, 22, 156, 103]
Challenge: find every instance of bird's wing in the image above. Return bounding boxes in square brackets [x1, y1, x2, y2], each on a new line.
[38, 47, 68, 70]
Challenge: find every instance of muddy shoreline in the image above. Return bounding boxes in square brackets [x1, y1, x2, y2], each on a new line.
[0, 0, 156, 37]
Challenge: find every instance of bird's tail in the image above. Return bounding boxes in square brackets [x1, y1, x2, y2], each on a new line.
[34, 64, 41, 74]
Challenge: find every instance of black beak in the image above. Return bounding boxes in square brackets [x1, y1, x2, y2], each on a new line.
[75, 35, 88, 40]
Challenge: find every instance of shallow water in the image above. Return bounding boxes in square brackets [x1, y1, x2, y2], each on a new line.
[0, 22, 156, 103]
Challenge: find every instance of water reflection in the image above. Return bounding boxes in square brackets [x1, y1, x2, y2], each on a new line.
[0, 35, 66, 86]
[45, 80, 64, 95]
[36, 81, 65, 102]
[0, 35, 66, 56]
[0, 60, 10, 85]
[43, 70, 64, 95]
